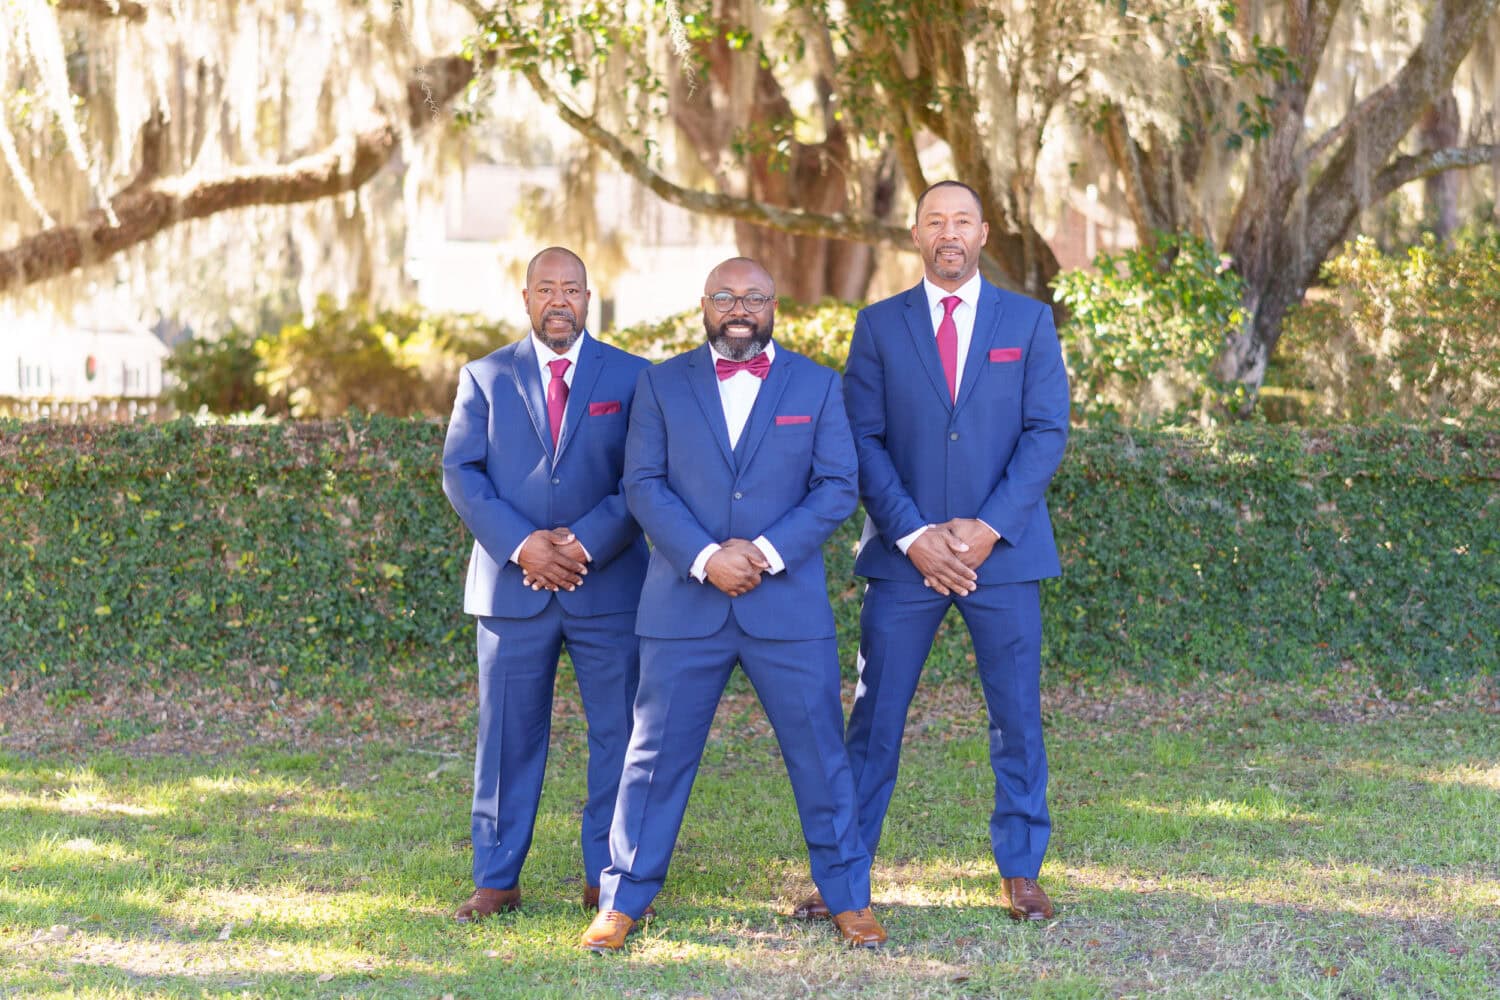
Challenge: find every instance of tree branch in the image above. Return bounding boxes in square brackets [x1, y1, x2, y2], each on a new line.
[0, 124, 396, 295]
[53, 0, 149, 21]
[1372, 144, 1500, 203]
[517, 65, 915, 253]
[0, 55, 474, 295]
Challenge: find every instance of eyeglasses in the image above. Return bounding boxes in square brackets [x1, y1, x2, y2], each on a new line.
[708, 292, 772, 313]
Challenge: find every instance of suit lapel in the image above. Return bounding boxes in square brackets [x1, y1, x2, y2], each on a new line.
[687, 344, 736, 469]
[900, 284, 953, 412]
[509, 335, 553, 459]
[733, 349, 791, 471]
[553, 333, 601, 465]
[954, 280, 1005, 413]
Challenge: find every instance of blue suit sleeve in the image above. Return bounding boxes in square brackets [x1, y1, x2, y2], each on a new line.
[843, 309, 927, 543]
[759, 372, 858, 565]
[622, 367, 718, 579]
[441, 365, 538, 565]
[976, 307, 1070, 543]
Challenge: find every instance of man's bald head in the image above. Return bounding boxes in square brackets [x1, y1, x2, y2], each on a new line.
[704, 257, 775, 296]
[526, 246, 588, 288]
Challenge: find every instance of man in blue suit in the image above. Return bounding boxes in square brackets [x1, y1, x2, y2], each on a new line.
[442, 246, 650, 922]
[579, 257, 885, 952]
[813, 181, 1070, 922]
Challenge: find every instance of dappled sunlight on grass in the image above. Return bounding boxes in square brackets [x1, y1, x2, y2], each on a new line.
[20, 930, 418, 980]
[57, 787, 166, 817]
[3, 676, 1497, 998]
[1119, 792, 1309, 824]
[1425, 763, 1500, 792]
[1051, 856, 1500, 920]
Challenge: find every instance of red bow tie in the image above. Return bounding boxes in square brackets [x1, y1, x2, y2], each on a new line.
[715, 353, 771, 380]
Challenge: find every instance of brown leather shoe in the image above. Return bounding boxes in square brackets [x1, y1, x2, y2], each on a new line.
[580, 910, 635, 952]
[790, 891, 831, 921]
[1000, 877, 1055, 921]
[453, 887, 520, 923]
[831, 907, 887, 948]
[583, 885, 657, 919]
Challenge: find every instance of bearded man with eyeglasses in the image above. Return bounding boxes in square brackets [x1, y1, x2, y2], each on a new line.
[578, 257, 885, 953]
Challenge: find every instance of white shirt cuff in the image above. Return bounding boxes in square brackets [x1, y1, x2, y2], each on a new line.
[509, 539, 526, 565]
[690, 543, 722, 582]
[752, 536, 784, 575]
[977, 519, 1000, 541]
[895, 524, 929, 555]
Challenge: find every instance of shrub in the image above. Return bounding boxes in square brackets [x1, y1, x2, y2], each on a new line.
[1278, 233, 1500, 423]
[163, 325, 270, 415]
[3, 419, 1493, 696]
[1052, 233, 1243, 426]
[257, 297, 519, 418]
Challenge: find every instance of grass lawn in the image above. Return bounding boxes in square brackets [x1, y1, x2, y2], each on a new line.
[2, 669, 1497, 999]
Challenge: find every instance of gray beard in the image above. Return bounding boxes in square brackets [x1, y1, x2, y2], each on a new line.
[705, 315, 773, 361]
[537, 326, 582, 353]
[709, 333, 771, 361]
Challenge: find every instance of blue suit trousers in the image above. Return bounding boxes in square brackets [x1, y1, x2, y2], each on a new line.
[472, 605, 639, 890]
[598, 616, 872, 918]
[845, 579, 1050, 878]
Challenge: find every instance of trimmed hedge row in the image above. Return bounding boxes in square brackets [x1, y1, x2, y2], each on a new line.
[2, 418, 1495, 694]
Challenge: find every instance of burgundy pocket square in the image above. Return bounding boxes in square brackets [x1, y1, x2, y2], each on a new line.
[588, 401, 622, 416]
[990, 348, 1022, 362]
[775, 415, 812, 425]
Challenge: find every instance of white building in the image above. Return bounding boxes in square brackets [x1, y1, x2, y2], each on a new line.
[405, 163, 738, 330]
[0, 304, 169, 403]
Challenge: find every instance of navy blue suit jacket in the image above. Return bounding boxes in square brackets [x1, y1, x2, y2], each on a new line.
[624, 344, 858, 641]
[442, 332, 650, 618]
[843, 280, 1070, 585]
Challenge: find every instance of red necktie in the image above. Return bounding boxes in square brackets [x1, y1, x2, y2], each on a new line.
[715, 353, 771, 381]
[937, 295, 961, 402]
[546, 357, 570, 448]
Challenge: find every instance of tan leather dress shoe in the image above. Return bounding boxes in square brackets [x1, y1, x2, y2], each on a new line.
[453, 887, 520, 923]
[580, 910, 636, 952]
[790, 891, 830, 920]
[1000, 877, 1055, 921]
[583, 885, 656, 919]
[831, 907, 887, 948]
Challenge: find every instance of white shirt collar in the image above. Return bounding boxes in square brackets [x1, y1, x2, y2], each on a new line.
[707, 339, 777, 369]
[922, 271, 982, 314]
[531, 329, 587, 372]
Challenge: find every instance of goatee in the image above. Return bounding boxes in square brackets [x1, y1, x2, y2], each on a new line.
[704, 315, 774, 362]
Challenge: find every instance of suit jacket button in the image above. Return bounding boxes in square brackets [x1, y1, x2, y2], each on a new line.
[949, 432, 960, 441]
[552, 477, 561, 484]
[733, 491, 743, 500]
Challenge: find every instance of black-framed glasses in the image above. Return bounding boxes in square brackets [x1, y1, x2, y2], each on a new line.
[708, 292, 772, 313]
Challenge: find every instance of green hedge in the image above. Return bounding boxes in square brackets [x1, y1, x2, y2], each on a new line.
[3, 418, 1495, 695]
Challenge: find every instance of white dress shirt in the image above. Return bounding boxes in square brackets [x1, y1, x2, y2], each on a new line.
[512, 330, 589, 568]
[690, 341, 786, 581]
[896, 274, 998, 554]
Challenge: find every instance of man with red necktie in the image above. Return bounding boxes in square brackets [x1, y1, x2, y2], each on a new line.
[801, 181, 1070, 924]
[442, 246, 650, 922]
[580, 257, 884, 952]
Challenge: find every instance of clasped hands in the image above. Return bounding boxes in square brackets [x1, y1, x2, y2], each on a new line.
[907, 518, 999, 596]
[704, 538, 769, 597]
[519, 527, 590, 591]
